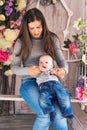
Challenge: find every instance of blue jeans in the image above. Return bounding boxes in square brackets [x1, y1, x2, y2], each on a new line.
[20, 77, 68, 130]
[39, 81, 74, 119]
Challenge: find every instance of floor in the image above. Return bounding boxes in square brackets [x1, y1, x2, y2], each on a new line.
[0, 103, 87, 130]
[0, 114, 53, 130]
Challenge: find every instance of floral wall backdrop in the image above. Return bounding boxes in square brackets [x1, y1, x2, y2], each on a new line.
[0, 0, 26, 69]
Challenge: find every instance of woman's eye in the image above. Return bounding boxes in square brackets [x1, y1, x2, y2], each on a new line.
[37, 27, 40, 29]
[37, 25, 42, 29]
[30, 28, 34, 30]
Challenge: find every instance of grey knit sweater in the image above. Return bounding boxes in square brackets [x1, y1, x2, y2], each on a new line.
[11, 35, 68, 76]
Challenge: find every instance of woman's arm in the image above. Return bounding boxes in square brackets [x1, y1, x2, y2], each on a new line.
[11, 39, 41, 76]
[11, 39, 29, 76]
[51, 34, 68, 78]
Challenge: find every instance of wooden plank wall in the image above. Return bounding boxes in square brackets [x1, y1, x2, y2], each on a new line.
[14, 0, 86, 113]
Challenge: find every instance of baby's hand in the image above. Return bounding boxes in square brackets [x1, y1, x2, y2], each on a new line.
[50, 68, 56, 75]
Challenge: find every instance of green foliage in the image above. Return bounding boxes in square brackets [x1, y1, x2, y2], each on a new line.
[64, 39, 71, 48]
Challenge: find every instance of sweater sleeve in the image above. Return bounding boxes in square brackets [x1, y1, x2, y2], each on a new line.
[11, 39, 29, 76]
[52, 35, 68, 75]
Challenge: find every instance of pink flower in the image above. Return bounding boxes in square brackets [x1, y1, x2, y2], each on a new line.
[0, 50, 10, 62]
[69, 42, 77, 55]
[75, 87, 83, 100]
[10, 19, 21, 29]
[0, 25, 5, 33]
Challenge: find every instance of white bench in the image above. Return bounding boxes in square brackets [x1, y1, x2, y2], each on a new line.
[0, 94, 86, 102]
[0, 94, 24, 101]
[0, 94, 87, 110]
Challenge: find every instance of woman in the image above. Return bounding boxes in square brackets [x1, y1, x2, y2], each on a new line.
[11, 8, 68, 130]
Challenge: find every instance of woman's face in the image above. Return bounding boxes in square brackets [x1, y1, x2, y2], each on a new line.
[28, 20, 43, 38]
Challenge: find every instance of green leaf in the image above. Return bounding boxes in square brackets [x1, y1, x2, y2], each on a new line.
[64, 39, 71, 48]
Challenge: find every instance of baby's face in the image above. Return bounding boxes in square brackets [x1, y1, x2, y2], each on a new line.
[39, 55, 53, 72]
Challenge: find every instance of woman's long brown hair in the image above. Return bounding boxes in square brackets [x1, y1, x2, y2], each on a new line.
[17, 8, 56, 60]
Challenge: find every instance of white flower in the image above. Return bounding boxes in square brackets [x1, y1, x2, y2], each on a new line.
[73, 18, 85, 31]
[0, 37, 12, 49]
[0, 14, 5, 21]
[16, 0, 26, 11]
[4, 70, 13, 76]
[0, 0, 4, 6]
[52, 0, 57, 4]
[82, 54, 87, 64]
[4, 29, 17, 42]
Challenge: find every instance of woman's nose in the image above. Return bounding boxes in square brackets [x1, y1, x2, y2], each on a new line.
[34, 28, 38, 33]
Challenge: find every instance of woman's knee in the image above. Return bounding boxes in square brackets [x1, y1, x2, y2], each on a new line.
[33, 114, 50, 130]
[53, 105, 68, 130]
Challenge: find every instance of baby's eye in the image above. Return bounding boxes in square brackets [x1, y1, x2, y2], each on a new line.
[45, 62, 48, 64]
[40, 62, 43, 64]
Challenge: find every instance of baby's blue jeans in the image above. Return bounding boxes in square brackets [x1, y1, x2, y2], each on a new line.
[20, 77, 68, 130]
[39, 81, 74, 119]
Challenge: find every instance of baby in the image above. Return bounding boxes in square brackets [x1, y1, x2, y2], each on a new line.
[36, 54, 74, 121]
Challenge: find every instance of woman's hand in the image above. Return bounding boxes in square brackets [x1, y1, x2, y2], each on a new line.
[50, 68, 66, 78]
[28, 66, 41, 76]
